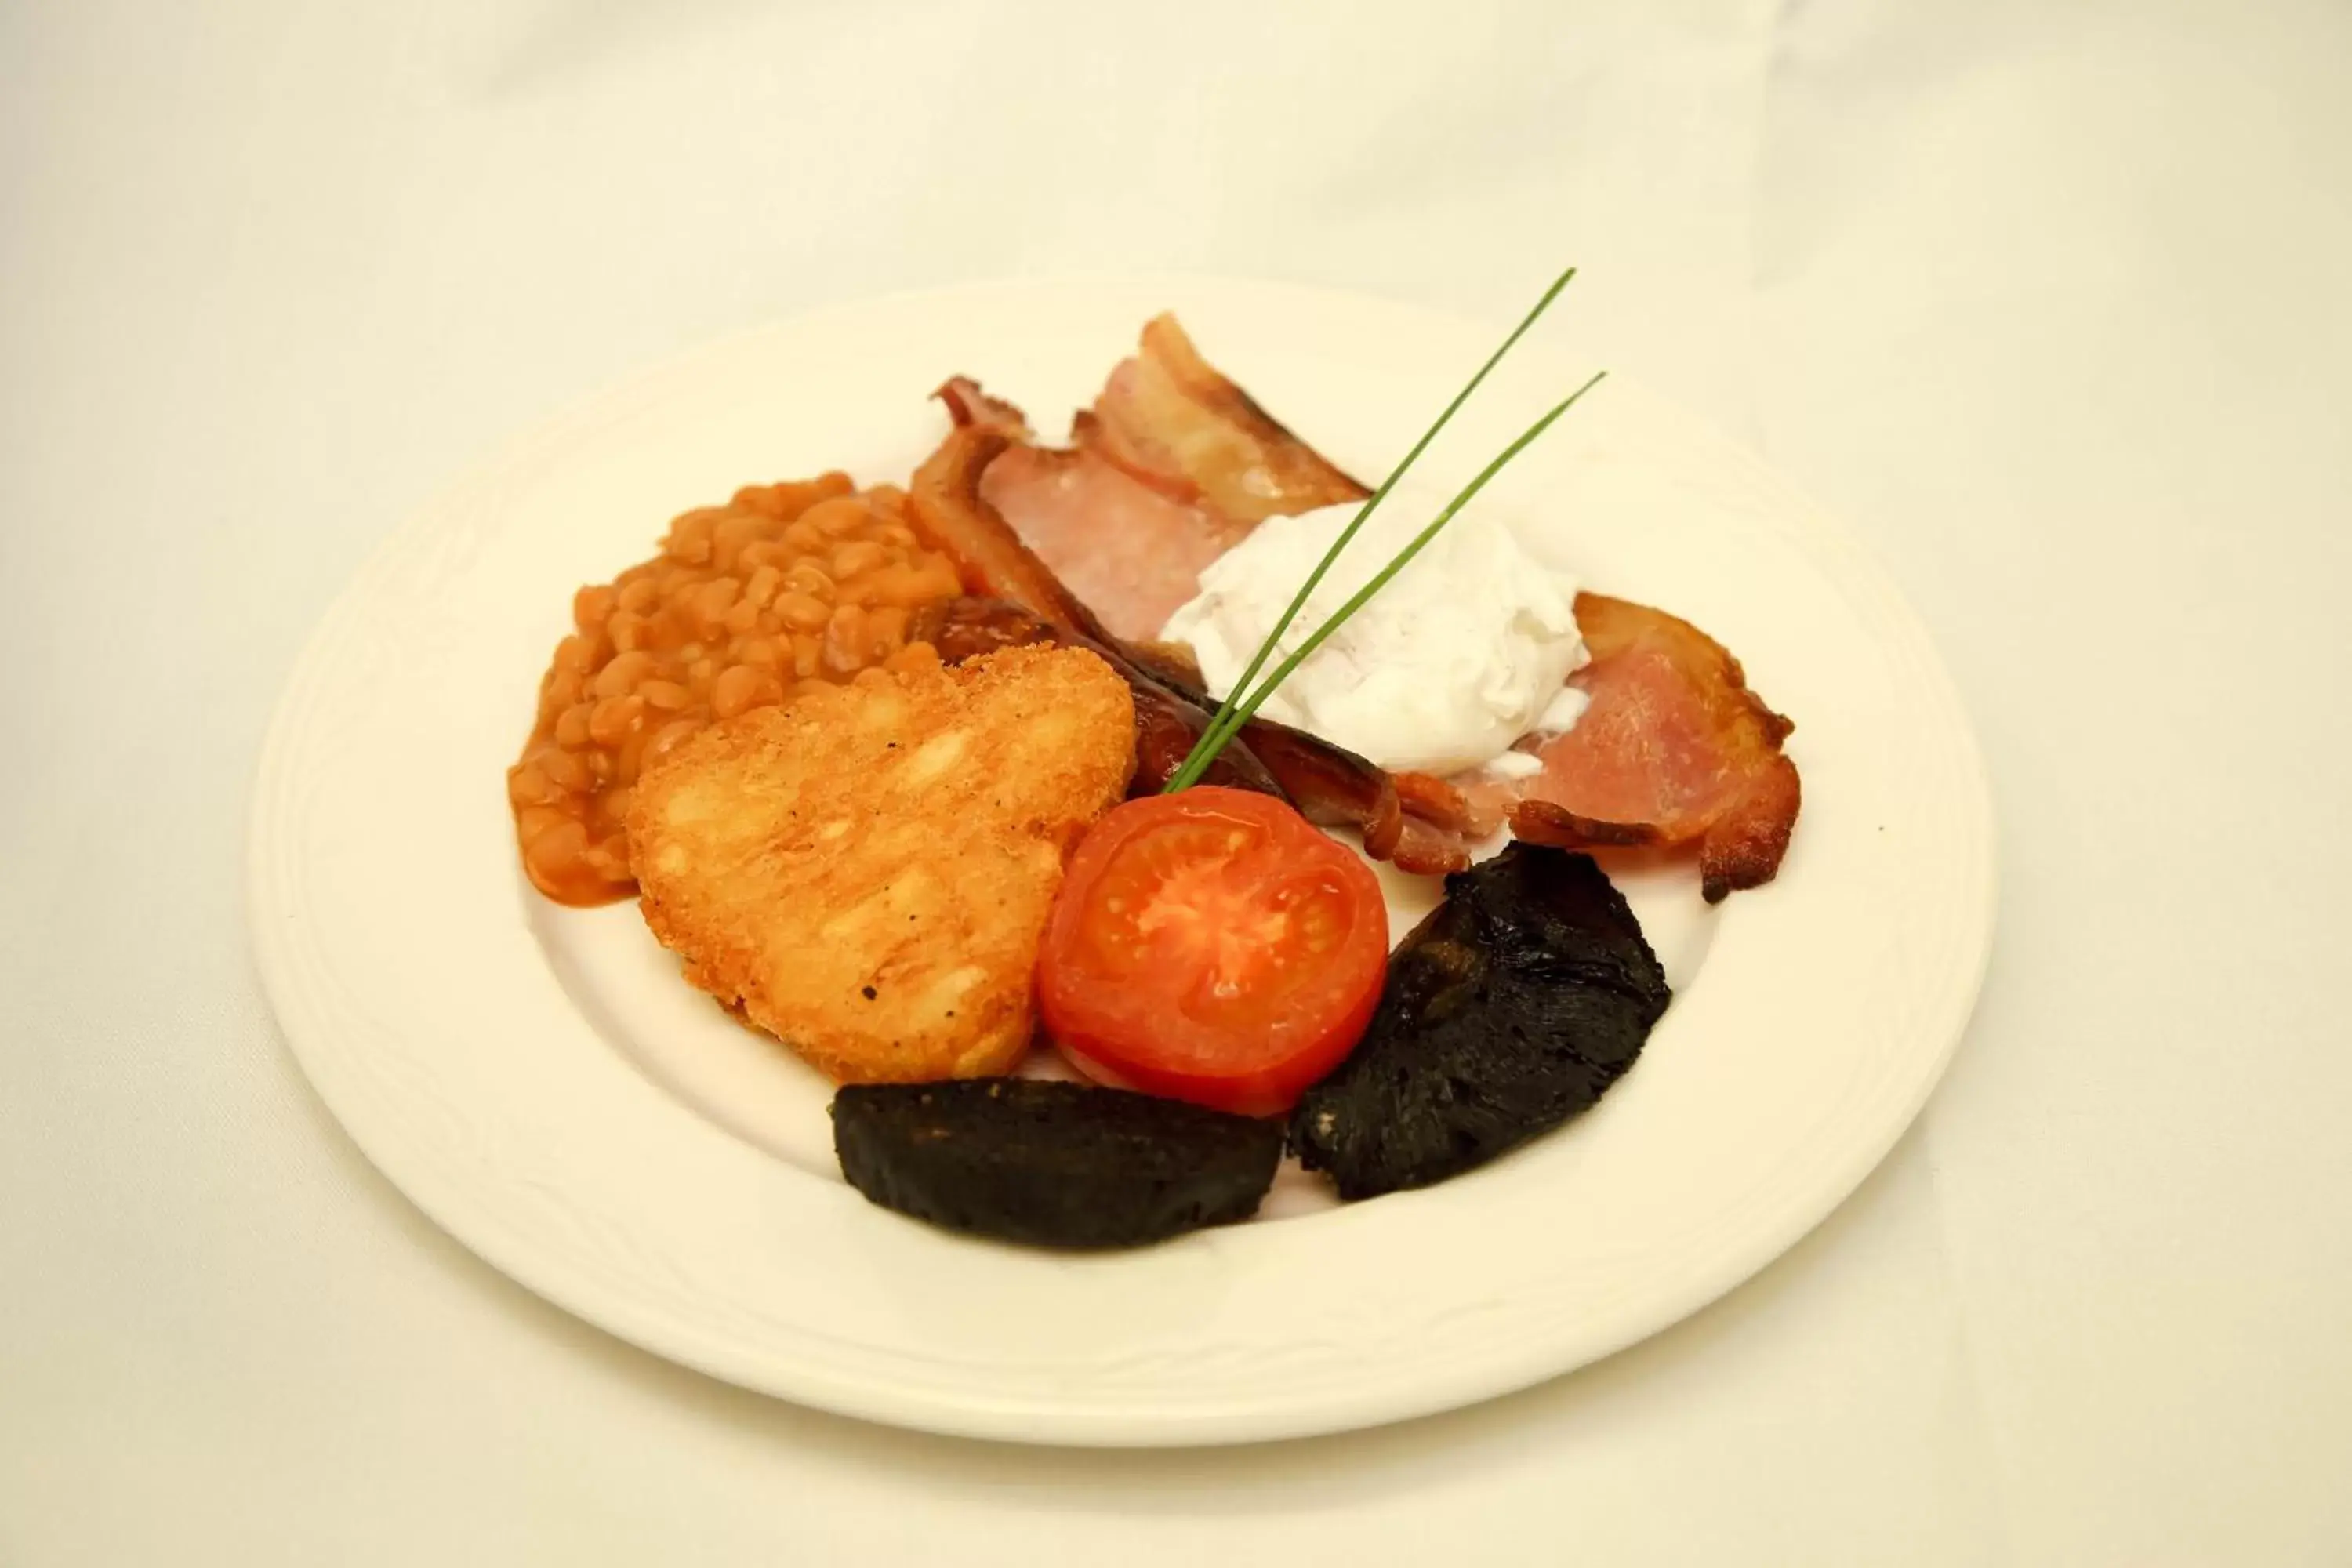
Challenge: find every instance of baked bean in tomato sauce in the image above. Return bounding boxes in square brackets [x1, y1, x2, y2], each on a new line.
[509, 475, 964, 906]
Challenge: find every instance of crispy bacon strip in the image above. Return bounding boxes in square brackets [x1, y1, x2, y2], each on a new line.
[935, 376, 1032, 439]
[938, 315, 1370, 643]
[1077, 314, 1371, 523]
[978, 444, 1250, 642]
[1510, 594, 1802, 902]
[909, 426, 1105, 637]
[1392, 768, 1500, 839]
[908, 437, 1287, 802]
[906, 432, 1469, 876]
[939, 376, 1234, 643]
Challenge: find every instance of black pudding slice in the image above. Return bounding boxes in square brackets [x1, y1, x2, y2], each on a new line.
[832, 1078, 1286, 1249]
[1290, 844, 1672, 1200]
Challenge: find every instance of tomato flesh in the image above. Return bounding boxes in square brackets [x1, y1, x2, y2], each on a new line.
[1038, 786, 1389, 1116]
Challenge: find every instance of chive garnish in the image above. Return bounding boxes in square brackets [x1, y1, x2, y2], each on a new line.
[1163, 368, 1606, 792]
[1162, 266, 1580, 794]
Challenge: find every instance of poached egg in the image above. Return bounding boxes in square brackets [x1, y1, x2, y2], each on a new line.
[1161, 498, 1586, 776]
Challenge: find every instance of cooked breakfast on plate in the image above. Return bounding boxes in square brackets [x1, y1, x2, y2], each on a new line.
[506, 268, 1804, 1250]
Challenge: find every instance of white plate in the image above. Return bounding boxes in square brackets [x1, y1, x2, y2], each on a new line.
[249, 277, 1994, 1446]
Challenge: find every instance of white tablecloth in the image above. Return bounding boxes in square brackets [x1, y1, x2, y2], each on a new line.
[6, 2, 2348, 1562]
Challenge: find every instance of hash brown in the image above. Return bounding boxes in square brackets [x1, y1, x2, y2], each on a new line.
[626, 644, 1135, 1082]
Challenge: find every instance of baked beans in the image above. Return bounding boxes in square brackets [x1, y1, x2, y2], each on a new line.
[509, 474, 964, 906]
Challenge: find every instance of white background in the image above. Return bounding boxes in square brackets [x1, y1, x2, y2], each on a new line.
[4, 1, 2348, 1563]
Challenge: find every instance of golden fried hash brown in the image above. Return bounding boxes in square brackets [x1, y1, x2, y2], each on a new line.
[626, 644, 1135, 1082]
